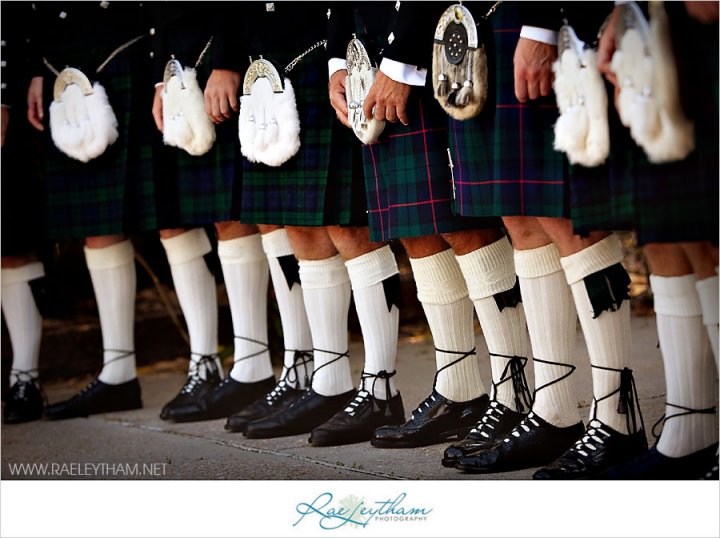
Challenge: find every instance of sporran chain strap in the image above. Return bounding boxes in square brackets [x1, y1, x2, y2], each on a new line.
[194, 37, 214, 69]
[284, 39, 327, 74]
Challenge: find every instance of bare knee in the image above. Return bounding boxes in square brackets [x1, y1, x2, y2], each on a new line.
[400, 235, 450, 259]
[214, 221, 259, 241]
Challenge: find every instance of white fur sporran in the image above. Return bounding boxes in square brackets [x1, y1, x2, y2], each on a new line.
[49, 67, 119, 163]
[552, 25, 609, 167]
[346, 36, 385, 144]
[611, 1, 694, 163]
[238, 59, 300, 167]
[432, 4, 488, 121]
[161, 59, 216, 156]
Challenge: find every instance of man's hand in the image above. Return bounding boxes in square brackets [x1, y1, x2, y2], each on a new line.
[328, 69, 351, 128]
[152, 84, 164, 132]
[363, 70, 411, 125]
[513, 37, 557, 102]
[684, 1, 719, 23]
[27, 76, 44, 131]
[1, 106, 9, 148]
[204, 69, 241, 124]
[597, 6, 622, 89]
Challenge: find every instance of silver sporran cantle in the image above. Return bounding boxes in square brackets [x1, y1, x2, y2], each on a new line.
[345, 35, 385, 144]
[49, 67, 119, 163]
[238, 58, 301, 167]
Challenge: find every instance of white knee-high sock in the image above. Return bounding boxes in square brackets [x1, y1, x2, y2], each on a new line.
[1, 262, 44, 385]
[652, 274, 719, 458]
[299, 255, 354, 396]
[161, 229, 220, 379]
[456, 237, 531, 411]
[218, 234, 274, 383]
[261, 229, 313, 389]
[515, 243, 581, 428]
[561, 234, 633, 434]
[696, 274, 719, 367]
[85, 240, 137, 385]
[345, 245, 399, 400]
[410, 249, 486, 402]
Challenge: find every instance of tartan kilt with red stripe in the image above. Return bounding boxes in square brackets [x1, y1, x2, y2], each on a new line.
[448, 2, 568, 219]
[362, 86, 492, 242]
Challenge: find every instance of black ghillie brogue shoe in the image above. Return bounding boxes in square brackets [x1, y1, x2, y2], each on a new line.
[226, 350, 313, 433]
[244, 387, 355, 439]
[160, 353, 222, 420]
[535, 366, 649, 479]
[45, 377, 142, 420]
[455, 411, 585, 474]
[4, 370, 44, 424]
[442, 353, 532, 467]
[310, 370, 405, 447]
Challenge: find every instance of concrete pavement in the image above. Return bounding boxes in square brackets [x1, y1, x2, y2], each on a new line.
[1, 314, 667, 481]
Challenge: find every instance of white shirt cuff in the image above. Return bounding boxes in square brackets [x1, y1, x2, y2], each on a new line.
[328, 57, 348, 78]
[379, 58, 427, 87]
[520, 26, 558, 46]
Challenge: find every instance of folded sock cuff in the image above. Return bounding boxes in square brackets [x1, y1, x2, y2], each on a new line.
[409, 248, 468, 305]
[1, 261, 45, 286]
[299, 254, 350, 289]
[695, 275, 719, 325]
[560, 234, 624, 285]
[161, 228, 212, 266]
[218, 233, 265, 265]
[456, 236, 516, 300]
[260, 228, 294, 258]
[84, 239, 134, 270]
[651, 273, 702, 317]
[514, 243, 562, 279]
[345, 245, 398, 290]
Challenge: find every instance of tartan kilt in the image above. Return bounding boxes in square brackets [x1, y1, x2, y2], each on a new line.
[43, 44, 158, 240]
[239, 53, 354, 227]
[153, 54, 240, 229]
[572, 7, 718, 245]
[1, 107, 45, 256]
[362, 86, 488, 242]
[569, 104, 637, 236]
[449, 2, 567, 219]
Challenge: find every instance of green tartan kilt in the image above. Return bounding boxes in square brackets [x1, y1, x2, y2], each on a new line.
[239, 54, 354, 227]
[153, 51, 241, 229]
[572, 7, 718, 245]
[362, 85, 490, 243]
[42, 45, 158, 240]
[448, 2, 567, 219]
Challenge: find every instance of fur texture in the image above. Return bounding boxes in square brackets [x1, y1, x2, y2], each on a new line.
[238, 77, 301, 167]
[49, 82, 119, 163]
[553, 48, 610, 167]
[346, 66, 385, 144]
[611, 6, 694, 164]
[432, 43, 488, 121]
[162, 68, 216, 156]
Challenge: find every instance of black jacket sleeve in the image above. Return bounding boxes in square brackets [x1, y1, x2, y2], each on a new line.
[382, 1, 445, 69]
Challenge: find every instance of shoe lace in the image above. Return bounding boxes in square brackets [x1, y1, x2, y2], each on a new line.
[503, 411, 542, 443]
[309, 347, 349, 386]
[705, 448, 719, 480]
[469, 400, 506, 439]
[651, 402, 717, 441]
[10, 368, 43, 403]
[281, 349, 314, 388]
[182, 352, 220, 395]
[233, 335, 269, 365]
[562, 418, 613, 462]
[489, 353, 533, 413]
[590, 364, 646, 436]
[344, 390, 373, 416]
[265, 380, 291, 405]
[409, 347, 476, 420]
[358, 369, 397, 417]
